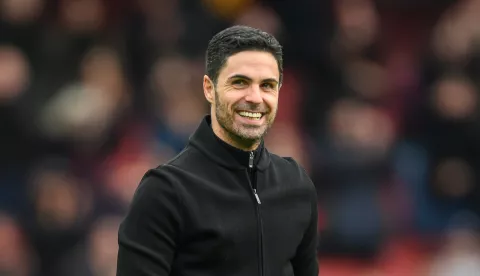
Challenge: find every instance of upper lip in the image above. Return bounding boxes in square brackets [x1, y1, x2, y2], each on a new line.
[237, 110, 265, 114]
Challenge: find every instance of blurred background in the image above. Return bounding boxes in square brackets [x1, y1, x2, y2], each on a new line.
[2, 0, 480, 275]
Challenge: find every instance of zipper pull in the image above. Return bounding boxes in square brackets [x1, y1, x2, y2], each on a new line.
[249, 151, 254, 169]
[253, 189, 261, 204]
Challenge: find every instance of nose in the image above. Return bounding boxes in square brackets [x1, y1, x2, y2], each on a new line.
[244, 85, 263, 104]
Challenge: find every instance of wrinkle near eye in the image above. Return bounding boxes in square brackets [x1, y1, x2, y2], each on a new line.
[231, 79, 250, 89]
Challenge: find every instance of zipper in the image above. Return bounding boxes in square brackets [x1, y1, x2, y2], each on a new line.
[248, 151, 264, 276]
[249, 151, 261, 204]
[249, 151, 254, 168]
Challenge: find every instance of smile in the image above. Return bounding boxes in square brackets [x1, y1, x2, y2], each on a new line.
[237, 111, 264, 120]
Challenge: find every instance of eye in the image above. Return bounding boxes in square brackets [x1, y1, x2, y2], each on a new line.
[261, 82, 275, 90]
[232, 79, 248, 88]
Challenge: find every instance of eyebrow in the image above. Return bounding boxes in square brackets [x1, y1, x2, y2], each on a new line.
[227, 74, 279, 84]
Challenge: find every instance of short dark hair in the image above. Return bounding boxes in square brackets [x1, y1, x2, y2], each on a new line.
[205, 25, 283, 85]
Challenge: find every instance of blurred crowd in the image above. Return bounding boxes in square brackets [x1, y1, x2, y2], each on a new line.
[2, 0, 480, 275]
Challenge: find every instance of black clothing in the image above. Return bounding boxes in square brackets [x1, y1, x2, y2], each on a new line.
[213, 130, 263, 166]
[117, 115, 319, 276]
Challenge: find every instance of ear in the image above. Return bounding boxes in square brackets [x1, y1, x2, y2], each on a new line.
[203, 75, 215, 104]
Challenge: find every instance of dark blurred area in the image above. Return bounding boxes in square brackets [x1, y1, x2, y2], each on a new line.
[1, 0, 480, 275]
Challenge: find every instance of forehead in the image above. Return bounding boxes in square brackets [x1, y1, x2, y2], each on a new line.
[219, 51, 279, 81]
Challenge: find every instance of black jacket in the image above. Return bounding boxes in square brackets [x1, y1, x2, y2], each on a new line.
[117, 115, 319, 276]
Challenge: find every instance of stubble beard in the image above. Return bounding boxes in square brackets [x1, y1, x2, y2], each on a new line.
[214, 90, 275, 145]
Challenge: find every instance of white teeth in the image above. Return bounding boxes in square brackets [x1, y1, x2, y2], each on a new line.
[238, 111, 262, 119]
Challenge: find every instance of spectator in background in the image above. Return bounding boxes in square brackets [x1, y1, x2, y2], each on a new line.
[147, 55, 208, 153]
[23, 158, 94, 276]
[0, 213, 33, 276]
[427, 214, 480, 276]
[58, 215, 123, 276]
[315, 97, 396, 258]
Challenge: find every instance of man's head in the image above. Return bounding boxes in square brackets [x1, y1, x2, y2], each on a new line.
[203, 25, 283, 151]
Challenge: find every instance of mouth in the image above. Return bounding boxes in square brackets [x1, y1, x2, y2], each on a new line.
[236, 111, 265, 120]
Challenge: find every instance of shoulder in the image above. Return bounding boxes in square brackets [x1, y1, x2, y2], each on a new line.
[268, 152, 314, 188]
[267, 153, 317, 207]
[132, 165, 181, 202]
[268, 151, 308, 176]
[121, 164, 186, 235]
[133, 146, 200, 199]
[160, 145, 208, 172]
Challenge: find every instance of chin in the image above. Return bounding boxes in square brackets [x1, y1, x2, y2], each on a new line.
[233, 127, 267, 141]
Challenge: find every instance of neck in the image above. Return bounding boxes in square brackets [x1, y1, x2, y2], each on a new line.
[211, 117, 260, 152]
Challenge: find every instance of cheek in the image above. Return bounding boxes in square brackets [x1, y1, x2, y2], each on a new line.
[222, 92, 244, 108]
[264, 94, 278, 110]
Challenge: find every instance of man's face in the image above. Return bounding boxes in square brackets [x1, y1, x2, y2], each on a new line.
[206, 51, 280, 145]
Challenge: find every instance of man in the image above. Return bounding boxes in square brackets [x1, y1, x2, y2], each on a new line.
[117, 25, 319, 276]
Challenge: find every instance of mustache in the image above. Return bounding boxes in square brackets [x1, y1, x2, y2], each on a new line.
[234, 103, 270, 113]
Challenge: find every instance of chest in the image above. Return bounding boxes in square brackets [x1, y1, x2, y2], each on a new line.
[176, 168, 312, 266]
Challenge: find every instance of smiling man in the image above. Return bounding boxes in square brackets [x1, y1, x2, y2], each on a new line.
[116, 25, 319, 276]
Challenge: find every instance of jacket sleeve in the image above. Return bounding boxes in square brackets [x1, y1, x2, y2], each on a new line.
[291, 178, 319, 276]
[117, 167, 183, 276]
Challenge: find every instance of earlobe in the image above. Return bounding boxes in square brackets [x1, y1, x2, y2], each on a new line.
[203, 75, 214, 104]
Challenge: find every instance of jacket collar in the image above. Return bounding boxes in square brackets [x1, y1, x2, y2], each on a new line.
[188, 115, 270, 171]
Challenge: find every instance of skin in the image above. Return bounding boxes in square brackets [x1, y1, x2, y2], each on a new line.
[203, 51, 281, 152]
